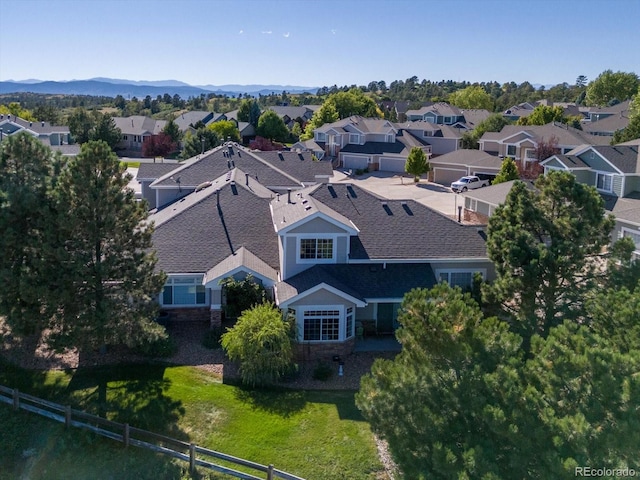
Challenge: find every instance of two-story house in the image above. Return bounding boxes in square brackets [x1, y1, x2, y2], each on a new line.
[479, 122, 610, 162]
[296, 116, 431, 173]
[541, 144, 640, 256]
[148, 143, 492, 360]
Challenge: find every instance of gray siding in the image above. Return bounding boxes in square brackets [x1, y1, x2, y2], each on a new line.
[613, 175, 624, 197]
[573, 170, 595, 185]
[141, 181, 156, 209]
[428, 137, 459, 155]
[579, 151, 618, 173]
[290, 289, 353, 307]
[288, 217, 350, 234]
[156, 187, 193, 208]
[430, 260, 495, 281]
[623, 175, 640, 196]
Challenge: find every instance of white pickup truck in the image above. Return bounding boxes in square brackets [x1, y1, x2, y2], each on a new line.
[450, 175, 490, 193]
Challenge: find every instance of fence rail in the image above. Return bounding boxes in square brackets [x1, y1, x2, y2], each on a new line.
[0, 385, 304, 480]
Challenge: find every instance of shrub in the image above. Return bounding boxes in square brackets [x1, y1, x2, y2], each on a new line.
[135, 335, 177, 358]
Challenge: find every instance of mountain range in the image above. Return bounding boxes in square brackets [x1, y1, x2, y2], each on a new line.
[0, 78, 320, 98]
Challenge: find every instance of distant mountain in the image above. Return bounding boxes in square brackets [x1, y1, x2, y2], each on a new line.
[0, 78, 320, 98]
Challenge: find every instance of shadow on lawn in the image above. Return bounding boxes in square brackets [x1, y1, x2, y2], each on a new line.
[67, 363, 187, 440]
[234, 386, 308, 418]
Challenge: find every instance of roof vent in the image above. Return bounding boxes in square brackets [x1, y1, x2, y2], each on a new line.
[304, 205, 312, 211]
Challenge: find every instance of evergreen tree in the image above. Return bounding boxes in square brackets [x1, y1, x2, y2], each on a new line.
[484, 172, 615, 344]
[162, 116, 182, 144]
[181, 127, 220, 159]
[49, 140, 166, 351]
[0, 133, 61, 334]
[492, 157, 519, 184]
[404, 147, 430, 182]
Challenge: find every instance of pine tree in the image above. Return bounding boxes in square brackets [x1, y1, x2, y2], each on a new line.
[492, 157, 519, 184]
[49, 140, 166, 351]
[0, 132, 60, 334]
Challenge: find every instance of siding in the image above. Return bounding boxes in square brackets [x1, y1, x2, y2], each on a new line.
[623, 175, 640, 197]
[613, 175, 624, 197]
[289, 289, 353, 307]
[579, 151, 618, 173]
[288, 217, 350, 235]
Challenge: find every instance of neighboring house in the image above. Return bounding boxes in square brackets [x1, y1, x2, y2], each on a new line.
[462, 180, 536, 222]
[308, 116, 431, 173]
[405, 102, 465, 125]
[0, 114, 78, 154]
[398, 121, 464, 156]
[479, 122, 610, 161]
[266, 106, 315, 129]
[113, 116, 167, 156]
[586, 100, 631, 123]
[150, 169, 493, 359]
[137, 142, 333, 209]
[428, 149, 504, 185]
[582, 111, 631, 137]
[603, 193, 640, 258]
[172, 110, 226, 134]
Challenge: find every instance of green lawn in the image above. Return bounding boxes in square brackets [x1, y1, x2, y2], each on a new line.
[120, 160, 141, 168]
[0, 361, 384, 480]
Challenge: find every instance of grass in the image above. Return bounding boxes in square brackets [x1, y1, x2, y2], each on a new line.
[120, 160, 141, 168]
[0, 361, 384, 480]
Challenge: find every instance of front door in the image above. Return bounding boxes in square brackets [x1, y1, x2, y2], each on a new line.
[377, 303, 399, 334]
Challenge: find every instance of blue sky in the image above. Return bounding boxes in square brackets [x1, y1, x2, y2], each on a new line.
[1, 0, 638, 88]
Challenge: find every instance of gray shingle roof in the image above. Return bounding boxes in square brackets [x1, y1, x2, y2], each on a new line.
[276, 263, 438, 304]
[591, 145, 640, 173]
[150, 169, 278, 274]
[480, 122, 610, 147]
[113, 116, 167, 135]
[251, 150, 334, 182]
[545, 154, 591, 169]
[0, 115, 70, 135]
[430, 149, 503, 169]
[462, 180, 536, 207]
[307, 183, 488, 260]
[583, 113, 630, 134]
[150, 144, 303, 189]
[204, 246, 278, 284]
[137, 162, 181, 180]
[602, 192, 640, 226]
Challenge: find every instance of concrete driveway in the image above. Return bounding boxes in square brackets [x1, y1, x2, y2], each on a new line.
[331, 170, 464, 220]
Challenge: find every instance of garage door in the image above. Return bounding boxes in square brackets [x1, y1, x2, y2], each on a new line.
[379, 157, 406, 173]
[342, 155, 369, 170]
[433, 167, 467, 185]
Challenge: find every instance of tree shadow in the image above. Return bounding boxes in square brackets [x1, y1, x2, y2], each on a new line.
[233, 385, 308, 418]
[66, 363, 187, 440]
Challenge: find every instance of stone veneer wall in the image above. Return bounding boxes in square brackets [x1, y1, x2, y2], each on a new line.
[463, 208, 489, 225]
[210, 309, 222, 328]
[295, 338, 356, 363]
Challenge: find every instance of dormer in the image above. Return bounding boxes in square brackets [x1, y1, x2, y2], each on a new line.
[271, 187, 359, 280]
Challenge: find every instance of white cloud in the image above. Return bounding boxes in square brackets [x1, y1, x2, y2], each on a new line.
[261, 30, 272, 34]
[283, 32, 290, 38]
[331, 29, 336, 35]
[239, 29, 243, 34]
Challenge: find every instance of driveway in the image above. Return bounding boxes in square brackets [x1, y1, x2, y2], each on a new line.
[331, 170, 465, 220]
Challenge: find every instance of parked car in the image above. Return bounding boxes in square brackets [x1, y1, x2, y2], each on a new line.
[450, 175, 490, 193]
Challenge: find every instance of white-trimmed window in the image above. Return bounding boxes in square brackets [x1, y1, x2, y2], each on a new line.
[506, 145, 517, 156]
[303, 309, 340, 341]
[444, 116, 452, 124]
[349, 133, 360, 144]
[345, 307, 354, 339]
[525, 149, 537, 160]
[621, 227, 640, 255]
[162, 276, 206, 306]
[299, 238, 334, 261]
[437, 270, 485, 289]
[315, 132, 326, 142]
[423, 130, 433, 137]
[596, 172, 613, 192]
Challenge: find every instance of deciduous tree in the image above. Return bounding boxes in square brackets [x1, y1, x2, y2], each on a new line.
[492, 157, 519, 184]
[142, 133, 176, 158]
[181, 127, 219, 159]
[208, 120, 241, 143]
[517, 105, 565, 125]
[404, 147, 430, 182]
[256, 110, 289, 143]
[221, 303, 296, 387]
[448, 85, 494, 110]
[586, 70, 639, 106]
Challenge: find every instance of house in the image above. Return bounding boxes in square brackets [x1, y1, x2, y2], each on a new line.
[398, 122, 465, 156]
[113, 116, 167, 156]
[462, 180, 536, 223]
[0, 114, 78, 155]
[428, 149, 504, 185]
[405, 102, 464, 125]
[586, 100, 631, 123]
[304, 116, 431, 173]
[137, 142, 333, 209]
[266, 106, 315, 129]
[172, 110, 227, 134]
[149, 151, 493, 359]
[479, 122, 610, 161]
[582, 111, 631, 137]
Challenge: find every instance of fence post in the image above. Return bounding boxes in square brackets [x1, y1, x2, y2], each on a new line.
[267, 464, 274, 480]
[189, 443, 196, 473]
[124, 423, 130, 447]
[12, 388, 19, 411]
[65, 405, 71, 428]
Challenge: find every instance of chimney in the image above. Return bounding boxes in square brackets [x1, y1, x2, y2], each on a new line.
[287, 188, 292, 204]
[41, 121, 44, 127]
[29, 121, 32, 127]
[245, 172, 249, 185]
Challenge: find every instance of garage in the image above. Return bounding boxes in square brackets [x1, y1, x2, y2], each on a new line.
[379, 156, 407, 173]
[433, 167, 467, 185]
[342, 155, 369, 170]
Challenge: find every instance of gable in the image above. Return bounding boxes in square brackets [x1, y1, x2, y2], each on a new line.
[542, 156, 569, 170]
[287, 215, 354, 234]
[578, 150, 621, 174]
